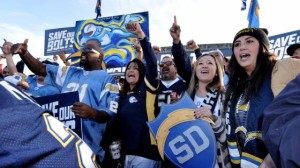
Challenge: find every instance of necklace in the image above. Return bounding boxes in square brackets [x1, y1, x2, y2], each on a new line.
[235, 94, 250, 149]
[235, 94, 250, 126]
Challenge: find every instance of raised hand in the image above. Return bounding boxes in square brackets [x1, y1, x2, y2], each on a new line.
[186, 40, 199, 50]
[11, 39, 29, 55]
[169, 15, 181, 44]
[125, 22, 145, 39]
[1, 39, 13, 56]
[153, 45, 161, 55]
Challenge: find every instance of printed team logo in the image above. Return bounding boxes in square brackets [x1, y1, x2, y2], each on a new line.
[147, 92, 217, 168]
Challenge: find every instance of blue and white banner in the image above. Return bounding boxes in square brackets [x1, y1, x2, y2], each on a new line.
[147, 92, 217, 168]
[269, 29, 300, 59]
[44, 27, 75, 56]
[33, 91, 82, 137]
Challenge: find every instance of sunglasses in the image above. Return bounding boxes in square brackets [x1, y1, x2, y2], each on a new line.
[159, 61, 174, 67]
[81, 47, 100, 55]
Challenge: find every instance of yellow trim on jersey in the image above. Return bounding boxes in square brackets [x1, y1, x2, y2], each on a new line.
[43, 113, 75, 147]
[231, 159, 241, 165]
[75, 140, 99, 168]
[227, 141, 237, 146]
[144, 77, 157, 92]
[242, 152, 263, 163]
[246, 132, 262, 142]
[105, 83, 119, 92]
[76, 140, 84, 168]
[61, 66, 68, 77]
[146, 91, 157, 145]
[227, 141, 241, 164]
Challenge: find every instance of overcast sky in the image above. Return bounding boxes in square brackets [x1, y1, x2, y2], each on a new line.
[0, 0, 299, 67]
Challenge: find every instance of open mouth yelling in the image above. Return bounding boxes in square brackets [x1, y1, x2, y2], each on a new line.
[240, 53, 250, 61]
[200, 69, 209, 74]
[127, 74, 136, 79]
[162, 67, 169, 73]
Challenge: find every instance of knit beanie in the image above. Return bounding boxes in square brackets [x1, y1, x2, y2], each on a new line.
[233, 28, 270, 50]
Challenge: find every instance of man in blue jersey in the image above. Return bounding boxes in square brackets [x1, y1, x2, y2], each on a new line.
[10, 38, 119, 165]
[0, 78, 99, 167]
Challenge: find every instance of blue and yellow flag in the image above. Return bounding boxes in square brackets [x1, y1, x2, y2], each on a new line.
[247, 0, 260, 27]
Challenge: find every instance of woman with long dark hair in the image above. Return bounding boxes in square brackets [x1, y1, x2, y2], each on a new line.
[103, 22, 162, 168]
[224, 28, 300, 168]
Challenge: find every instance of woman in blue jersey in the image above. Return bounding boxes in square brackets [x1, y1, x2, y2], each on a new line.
[107, 22, 162, 168]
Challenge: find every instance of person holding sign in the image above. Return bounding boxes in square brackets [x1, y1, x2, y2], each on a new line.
[9, 38, 119, 165]
[0, 78, 99, 167]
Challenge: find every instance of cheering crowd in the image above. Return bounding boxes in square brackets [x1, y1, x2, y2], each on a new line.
[1, 16, 300, 168]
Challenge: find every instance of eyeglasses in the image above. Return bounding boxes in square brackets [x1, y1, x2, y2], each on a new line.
[159, 61, 174, 67]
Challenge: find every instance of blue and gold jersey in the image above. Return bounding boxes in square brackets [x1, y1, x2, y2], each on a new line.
[0, 79, 99, 167]
[154, 78, 188, 116]
[45, 64, 119, 161]
[111, 36, 161, 161]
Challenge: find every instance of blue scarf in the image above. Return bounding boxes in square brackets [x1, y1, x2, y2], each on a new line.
[226, 72, 274, 167]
